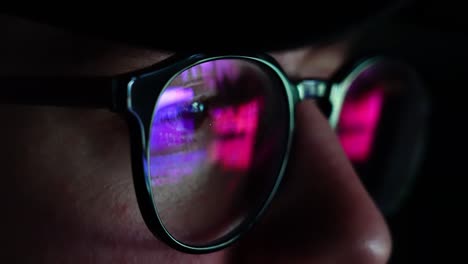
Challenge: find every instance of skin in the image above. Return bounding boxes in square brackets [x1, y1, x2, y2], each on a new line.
[0, 15, 391, 263]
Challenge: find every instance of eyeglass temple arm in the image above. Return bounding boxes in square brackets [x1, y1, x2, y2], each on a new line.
[0, 77, 116, 109]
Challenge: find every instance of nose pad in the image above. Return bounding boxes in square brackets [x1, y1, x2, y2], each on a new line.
[229, 101, 391, 263]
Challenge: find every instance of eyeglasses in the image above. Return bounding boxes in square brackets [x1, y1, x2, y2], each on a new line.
[1, 53, 427, 254]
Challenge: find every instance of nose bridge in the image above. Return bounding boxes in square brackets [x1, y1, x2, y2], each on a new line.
[295, 80, 347, 129]
[295, 80, 328, 101]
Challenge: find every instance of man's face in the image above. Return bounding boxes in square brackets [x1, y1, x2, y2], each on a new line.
[0, 15, 391, 263]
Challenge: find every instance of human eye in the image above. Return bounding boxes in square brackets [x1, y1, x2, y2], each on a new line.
[150, 88, 212, 152]
[155, 101, 207, 133]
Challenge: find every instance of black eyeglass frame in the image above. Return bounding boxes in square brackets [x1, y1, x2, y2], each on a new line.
[0, 53, 401, 254]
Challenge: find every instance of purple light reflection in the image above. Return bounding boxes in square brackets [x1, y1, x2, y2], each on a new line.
[157, 86, 194, 108]
[150, 86, 205, 186]
[150, 149, 207, 186]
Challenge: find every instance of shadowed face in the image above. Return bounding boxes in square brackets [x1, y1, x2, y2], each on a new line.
[0, 14, 391, 263]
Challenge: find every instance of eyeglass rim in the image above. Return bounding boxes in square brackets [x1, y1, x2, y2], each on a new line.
[124, 54, 297, 254]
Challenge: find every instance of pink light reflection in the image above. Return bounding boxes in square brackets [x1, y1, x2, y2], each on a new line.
[209, 98, 262, 171]
[337, 86, 384, 163]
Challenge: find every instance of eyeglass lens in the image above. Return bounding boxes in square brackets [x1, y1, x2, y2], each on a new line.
[147, 58, 290, 246]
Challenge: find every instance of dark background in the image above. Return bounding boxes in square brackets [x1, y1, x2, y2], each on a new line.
[361, 3, 467, 262]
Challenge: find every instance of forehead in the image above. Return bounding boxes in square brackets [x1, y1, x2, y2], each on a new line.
[0, 15, 350, 78]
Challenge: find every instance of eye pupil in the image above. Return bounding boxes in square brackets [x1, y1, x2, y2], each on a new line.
[184, 101, 207, 129]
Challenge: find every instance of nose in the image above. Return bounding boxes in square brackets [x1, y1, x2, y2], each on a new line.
[229, 100, 391, 263]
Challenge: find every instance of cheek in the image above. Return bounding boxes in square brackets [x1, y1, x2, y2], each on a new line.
[0, 106, 163, 257]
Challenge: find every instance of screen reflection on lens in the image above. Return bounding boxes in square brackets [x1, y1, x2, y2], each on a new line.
[337, 85, 385, 163]
[147, 58, 289, 246]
